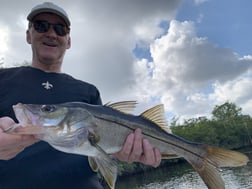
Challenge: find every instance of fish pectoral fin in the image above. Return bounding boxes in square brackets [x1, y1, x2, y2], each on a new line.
[88, 157, 98, 172]
[89, 156, 118, 189]
[87, 132, 118, 189]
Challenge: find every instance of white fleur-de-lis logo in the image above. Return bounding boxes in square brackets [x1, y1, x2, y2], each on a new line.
[42, 81, 53, 90]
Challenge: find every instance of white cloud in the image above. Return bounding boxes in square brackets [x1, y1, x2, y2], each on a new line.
[213, 75, 252, 105]
[132, 20, 252, 121]
[61, 0, 180, 101]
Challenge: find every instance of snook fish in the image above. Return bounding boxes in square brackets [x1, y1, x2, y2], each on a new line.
[8, 101, 249, 189]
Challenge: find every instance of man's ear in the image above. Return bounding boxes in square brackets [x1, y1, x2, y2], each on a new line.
[67, 36, 71, 49]
[26, 30, 31, 44]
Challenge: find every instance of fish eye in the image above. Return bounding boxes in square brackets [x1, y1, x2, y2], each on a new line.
[41, 105, 56, 112]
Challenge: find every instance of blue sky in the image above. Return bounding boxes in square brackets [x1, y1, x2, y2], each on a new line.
[177, 0, 252, 56]
[1, 0, 252, 123]
[135, 0, 252, 60]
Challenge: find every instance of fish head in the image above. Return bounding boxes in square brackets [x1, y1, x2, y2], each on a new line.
[13, 103, 68, 127]
[12, 103, 95, 149]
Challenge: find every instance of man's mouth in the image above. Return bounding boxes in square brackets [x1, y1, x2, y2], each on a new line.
[43, 42, 57, 47]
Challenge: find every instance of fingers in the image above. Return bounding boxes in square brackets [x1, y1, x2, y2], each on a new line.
[0, 144, 26, 160]
[128, 128, 143, 162]
[140, 139, 155, 165]
[115, 132, 135, 162]
[115, 128, 143, 163]
[152, 148, 162, 167]
[140, 139, 161, 167]
[0, 117, 39, 160]
[114, 128, 162, 167]
[0, 133, 38, 160]
[0, 117, 16, 132]
[20, 135, 39, 147]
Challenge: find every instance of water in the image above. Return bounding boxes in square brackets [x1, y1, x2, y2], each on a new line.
[115, 150, 252, 189]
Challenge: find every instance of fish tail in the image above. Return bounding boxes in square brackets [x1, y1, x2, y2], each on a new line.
[205, 146, 249, 167]
[187, 146, 249, 189]
[189, 157, 225, 189]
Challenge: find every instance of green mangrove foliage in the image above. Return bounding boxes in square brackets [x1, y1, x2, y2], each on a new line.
[172, 102, 252, 149]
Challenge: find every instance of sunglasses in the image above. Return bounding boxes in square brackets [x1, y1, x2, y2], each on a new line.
[32, 20, 69, 36]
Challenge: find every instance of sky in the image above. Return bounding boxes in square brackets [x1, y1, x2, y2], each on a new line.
[1, 0, 252, 123]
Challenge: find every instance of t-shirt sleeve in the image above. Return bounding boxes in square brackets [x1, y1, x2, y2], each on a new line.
[90, 85, 102, 105]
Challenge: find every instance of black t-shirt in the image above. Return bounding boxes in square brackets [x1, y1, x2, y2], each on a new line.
[0, 66, 104, 189]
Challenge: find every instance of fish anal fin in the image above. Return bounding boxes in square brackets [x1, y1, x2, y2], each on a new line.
[105, 101, 137, 114]
[89, 156, 118, 189]
[140, 104, 171, 133]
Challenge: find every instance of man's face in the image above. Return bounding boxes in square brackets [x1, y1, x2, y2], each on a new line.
[26, 13, 71, 66]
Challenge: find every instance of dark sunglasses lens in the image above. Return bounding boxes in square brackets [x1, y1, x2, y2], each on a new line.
[53, 24, 67, 36]
[33, 21, 49, 33]
[33, 21, 68, 36]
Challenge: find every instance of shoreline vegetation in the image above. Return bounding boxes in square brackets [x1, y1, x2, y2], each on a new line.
[116, 102, 252, 178]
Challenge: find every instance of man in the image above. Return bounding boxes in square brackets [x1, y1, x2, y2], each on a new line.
[0, 2, 161, 189]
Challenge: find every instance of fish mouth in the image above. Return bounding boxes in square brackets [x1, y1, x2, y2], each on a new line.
[13, 103, 40, 126]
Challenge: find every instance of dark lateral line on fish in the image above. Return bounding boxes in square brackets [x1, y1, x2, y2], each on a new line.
[95, 115, 218, 168]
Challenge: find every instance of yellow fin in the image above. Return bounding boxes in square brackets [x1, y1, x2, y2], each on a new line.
[193, 159, 225, 189]
[140, 104, 171, 133]
[187, 146, 249, 189]
[88, 132, 118, 189]
[88, 157, 98, 172]
[206, 146, 249, 167]
[91, 156, 118, 189]
[105, 101, 137, 114]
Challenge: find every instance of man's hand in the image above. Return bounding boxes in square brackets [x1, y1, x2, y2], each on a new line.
[0, 117, 38, 160]
[113, 128, 161, 167]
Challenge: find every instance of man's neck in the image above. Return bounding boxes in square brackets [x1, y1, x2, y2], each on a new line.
[31, 61, 62, 73]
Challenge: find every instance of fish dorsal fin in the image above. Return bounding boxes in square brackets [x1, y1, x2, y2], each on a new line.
[105, 101, 137, 114]
[140, 104, 171, 133]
